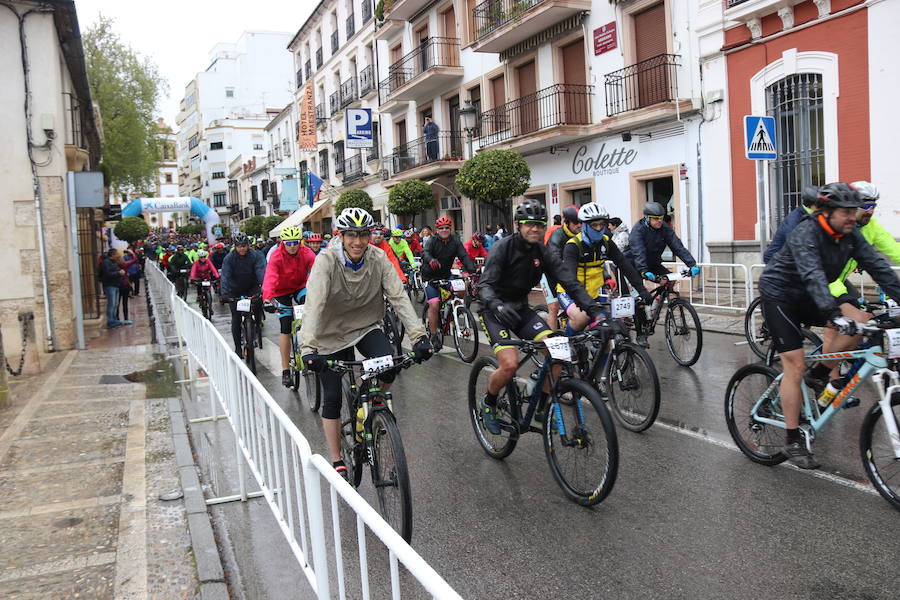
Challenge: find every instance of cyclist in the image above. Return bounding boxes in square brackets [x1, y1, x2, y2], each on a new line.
[759, 182, 900, 469]
[167, 245, 192, 292]
[299, 207, 433, 480]
[322, 232, 332, 248]
[262, 226, 318, 388]
[389, 228, 416, 262]
[477, 199, 600, 434]
[404, 229, 422, 256]
[185, 243, 199, 263]
[559, 202, 651, 332]
[463, 232, 488, 263]
[421, 216, 477, 349]
[220, 232, 267, 354]
[370, 223, 408, 284]
[544, 205, 582, 329]
[189, 249, 219, 306]
[625, 201, 700, 346]
[307, 233, 324, 255]
[763, 186, 821, 263]
[210, 242, 228, 270]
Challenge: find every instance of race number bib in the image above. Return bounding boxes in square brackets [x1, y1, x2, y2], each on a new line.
[611, 296, 635, 318]
[665, 272, 686, 281]
[236, 298, 251, 312]
[885, 329, 900, 359]
[887, 299, 900, 318]
[450, 268, 461, 276]
[544, 337, 572, 361]
[450, 279, 466, 292]
[362, 355, 394, 372]
[293, 305, 304, 320]
[201, 281, 211, 287]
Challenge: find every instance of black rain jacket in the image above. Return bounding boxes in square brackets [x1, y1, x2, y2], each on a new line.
[624, 219, 696, 274]
[420, 235, 476, 281]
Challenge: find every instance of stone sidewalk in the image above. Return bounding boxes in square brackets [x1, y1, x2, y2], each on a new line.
[0, 295, 220, 599]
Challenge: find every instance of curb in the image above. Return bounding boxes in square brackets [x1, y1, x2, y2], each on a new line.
[166, 394, 229, 600]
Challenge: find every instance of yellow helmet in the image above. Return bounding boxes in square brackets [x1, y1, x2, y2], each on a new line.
[280, 226, 303, 241]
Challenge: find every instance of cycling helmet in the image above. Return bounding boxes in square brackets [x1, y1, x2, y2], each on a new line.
[308, 233, 323, 242]
[817, 182, 862, 209]
[578, 202, 610, 222]
[168, 245, 176, 251]
[514, 198, 547, 223]
[562, 205, 579, 224]
[850, 181, 879, 202]
[280, 225, 303, 241]
[643, 202, 666, 218]
[371, 222, 386, 233]
[323, 233, 332, 239]
[336, 207, 374, 231]
[391, 228, 403, 237]
[215, 243, 224, 249]
[435, 216, 453, 228]
[232, 232, 250, 246]
[800, 186, 820, 208]
[197, 250, 208, 259]
[472, 232, 485, 242]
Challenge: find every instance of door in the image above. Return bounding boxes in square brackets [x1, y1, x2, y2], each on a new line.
[561, 39, 588, 123]
[447, 95, 462, 158]
[490, 74, 507, 137]
[632, 2, 668, 109]
[442, 8, 458, 66]
[516, 61, 538, 136]
[416, 25, 430, 75]
[394, 120, 409, 172]
[389, 43, 405, 90]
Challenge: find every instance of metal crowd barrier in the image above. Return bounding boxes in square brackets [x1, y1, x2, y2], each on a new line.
[145, 262, 462, 600]
[661, 262, 751, 312]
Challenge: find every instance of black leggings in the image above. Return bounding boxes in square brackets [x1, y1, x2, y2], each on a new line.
[118, 285, 131, 320]
[320, 329, 395, 420]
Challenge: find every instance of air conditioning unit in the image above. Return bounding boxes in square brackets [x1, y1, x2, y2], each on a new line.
[440, 196, 461, 210]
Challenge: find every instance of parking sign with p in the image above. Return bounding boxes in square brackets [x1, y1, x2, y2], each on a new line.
[346, 108, 373, 149]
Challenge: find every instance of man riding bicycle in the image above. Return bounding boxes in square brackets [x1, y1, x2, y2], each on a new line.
[543, 205, 582, 330]
[299, 208, 433, 481]
[167, 245, 192, 295]
[220, 232, 267, 354]
[307, 233, 324, 256]
[421, 216, 477, 349]
[463, 232, 488, 263]
[189, 249, 219, 305]
[477, 199, 600, 434]
[759, 182, 900, 469]
[389, 228, 416, 270]
[263, 226, 318, 388]
[370, 223, 407, 284]
[625, 201, 700, 346]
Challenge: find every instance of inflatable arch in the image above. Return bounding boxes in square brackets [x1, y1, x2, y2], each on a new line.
[122, 197, 221, 243]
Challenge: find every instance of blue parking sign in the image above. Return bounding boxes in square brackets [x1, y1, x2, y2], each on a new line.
[744, 115, 777, 160]
[346, 108, 373, 149]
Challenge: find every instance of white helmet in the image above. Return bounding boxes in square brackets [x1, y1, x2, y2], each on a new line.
[335, 207, 374, 231]
[577, 202, 610, 222]
[850, 181, 879, 202]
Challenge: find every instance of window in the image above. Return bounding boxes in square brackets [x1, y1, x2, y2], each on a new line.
[767, 73, 825, 225]
[165, 173, 173, 184]
[253, 143, 264, 150]
[209, 141, 223, 150]
[212, 171, 225, 179]
[225, 87, 235, 98]
[188, 134, 199, 150]
[319, 149, 330, 179]
[213, 192, 227, 207]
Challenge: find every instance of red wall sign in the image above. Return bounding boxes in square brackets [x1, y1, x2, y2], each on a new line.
[593, 22, 617, 56]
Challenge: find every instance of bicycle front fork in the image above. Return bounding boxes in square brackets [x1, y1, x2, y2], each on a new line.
[875, 368, 900, 459]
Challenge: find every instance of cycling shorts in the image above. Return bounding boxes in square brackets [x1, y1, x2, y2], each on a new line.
[425, 280, 453, 303]
[760, 296, 828, 353]
[319, 329, 395, 420]
[275, 290, 306, 335]
[479, 306, 552, 352]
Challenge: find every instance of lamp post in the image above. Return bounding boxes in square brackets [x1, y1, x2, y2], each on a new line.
[459, 99, 478, 232]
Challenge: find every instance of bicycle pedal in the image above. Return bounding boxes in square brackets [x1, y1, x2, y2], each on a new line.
[842, 397, 860, 409]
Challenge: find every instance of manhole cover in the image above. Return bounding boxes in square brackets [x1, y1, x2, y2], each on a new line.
[100, 375, 129, 384]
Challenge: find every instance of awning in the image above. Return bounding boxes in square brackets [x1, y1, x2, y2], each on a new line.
[269, 198, 331, 237]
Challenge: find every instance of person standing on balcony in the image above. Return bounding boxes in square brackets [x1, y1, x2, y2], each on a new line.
[424, 117, 439, 161]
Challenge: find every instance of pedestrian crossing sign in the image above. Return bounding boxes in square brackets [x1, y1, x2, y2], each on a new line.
[744, 115, 777, 160]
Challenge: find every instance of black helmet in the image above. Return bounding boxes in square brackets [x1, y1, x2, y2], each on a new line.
[561, 205, 579, 224]
[232, 232, 249, 246]
[643, 201, 666, 217]
[800, 186, 820, 208]
[817, 182, 862, 209]
[514, 198, 547, 223]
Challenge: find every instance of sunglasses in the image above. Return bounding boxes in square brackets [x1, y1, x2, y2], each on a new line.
[860, 202, 877, 211]
[519, 220, 547, 227]
[283, 240, 300, 246]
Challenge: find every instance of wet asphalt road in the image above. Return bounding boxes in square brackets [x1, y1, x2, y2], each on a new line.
[191, 297, 899, 600]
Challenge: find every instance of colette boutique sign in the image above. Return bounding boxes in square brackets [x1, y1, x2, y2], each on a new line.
[571, 143, 637, 177]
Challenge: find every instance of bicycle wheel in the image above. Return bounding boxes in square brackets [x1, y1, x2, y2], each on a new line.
[369, 410, 413, 542]
[724, 364, 786, 465]
[241, 317, 257, 374]
[603, 342, 660, 432]
[340, 379, 364, 488]
[303, 371, 320, 412]
[743, 296, 770, 360]
[860, 393, 900, 510]
[543, 378, 618, 506]
[452, 305, 479, 363]
[201, 290, 212, 320]
[664, 298, 703, 366]
[467, 355, 519, 459]
[384, 311, 403, 356]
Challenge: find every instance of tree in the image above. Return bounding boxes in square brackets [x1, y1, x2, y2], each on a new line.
[388, 180, 433, 222]
[114, 216, 150, 243]
[456, 150, 531, 225]
[84, 16, 167, 196]
[241, 216, 267, 238]
[263, 215, 286, 238]
[334, 189, 373, 214]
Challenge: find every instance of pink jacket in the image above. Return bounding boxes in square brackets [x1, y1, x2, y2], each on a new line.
[262, 242, 317, 300]
[190, 259, 219, 281]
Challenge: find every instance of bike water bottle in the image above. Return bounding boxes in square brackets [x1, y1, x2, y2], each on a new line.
[355, 407, 365, 442]
[817, 377, 846, 409]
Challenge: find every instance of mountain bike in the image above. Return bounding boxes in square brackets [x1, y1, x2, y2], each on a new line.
[468, 334, 619, 506]
[330, 353, 418, 541]
[225, 295, 263, 374]
[285, 303, 320, 412]
[725, 313, 900, 509]
[422, 277, 479, 362]
[638, 270, 703, 366]
[174, 269, 190, 299]
[194, 279, 215, 320]
[574, 297, 661, 432]
[407, 259, 425, 304]
[383, 298, 405, 357]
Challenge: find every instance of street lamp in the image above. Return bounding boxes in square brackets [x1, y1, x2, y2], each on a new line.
[459, 99, 477, 159]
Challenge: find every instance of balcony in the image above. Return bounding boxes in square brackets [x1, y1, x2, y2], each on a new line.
[335, 154, 345, 174]
[378, 37, 462, 111]
[316, 48, 323, 69]
[229, 203, 240, 215]
[330, 30, 339, 54]
[305, 60, 311, 81]
[362, 0, 372, 23]
[726, 0, 751, 5]
[478, 83, 592, 151]
[342, 155, 365, 183]
[346, 14, 355, 39]
[383, 0, 422, 21]
[382, 132, 465, 184]
[340, 76, 358, 108]
[329, 92, 340, 116]
[359, 65, 376, 98]
[374, 17, 404, 41]
[366, 142, 379, 162]
[296, 68, 303, 89]
[315, 103, 326, 129]
[471, 0, 592, 53]
[604, 54, 679, 117]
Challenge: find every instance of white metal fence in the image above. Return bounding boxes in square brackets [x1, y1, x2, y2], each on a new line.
[145, 261, 462, 600]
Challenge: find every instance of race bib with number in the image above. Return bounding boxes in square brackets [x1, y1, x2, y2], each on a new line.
[885, 329, 900, 359]
[450, 268, 461, 276]
[293, 305, 304, 320]
[236, 298, 251, 312]
[201, 281, 211, 287]
[665, 272, 686, 281]
[362, 355, 394, 372]
[888, 299, 900, 318]
[611, 296, 635, 318]
[544, 337, 572, 361]
[450, 279, 466, 292]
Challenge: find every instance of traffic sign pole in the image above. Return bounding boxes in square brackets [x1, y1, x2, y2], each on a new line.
[757, 161, 767, 263]
[744, 115, 777, 261]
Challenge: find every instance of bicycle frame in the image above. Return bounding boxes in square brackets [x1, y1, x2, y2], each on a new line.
[503, 345, 577, 438]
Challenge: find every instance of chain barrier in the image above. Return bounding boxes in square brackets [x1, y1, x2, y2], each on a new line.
[5, 313, 33, 377]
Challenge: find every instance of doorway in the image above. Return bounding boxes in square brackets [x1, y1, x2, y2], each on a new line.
[629, 165, 681, 257]
[516, 60, 538, 136]
[560, 38, 588, 123]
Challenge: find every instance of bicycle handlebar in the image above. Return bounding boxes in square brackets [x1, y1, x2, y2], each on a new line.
[324, 353, 417, 375]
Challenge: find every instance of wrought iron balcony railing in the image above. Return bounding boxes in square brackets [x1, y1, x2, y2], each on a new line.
[296, 69, 303, 89]
[315, 103, 325, 122]
[359, 65, 375, 96]
[725, 0, 751, 7]
[329, 92, 340, 116]
[378, 37, 460, 102]
[334, 153, 345, 174]
[316, 48, 323, 69]
[477, 83, 592, 146]
[384, 132, 464, 177]
[366, 142, 379, 161]
[362, 0, 373, 23]
[330, 30, 339, 54]
[305, 60, 312, 81]
[604, 53, 679, 117]
[342, 154, 365, 182]
[346, 14, 355, 39]
[340, 77, 358, 108]
[473, 0, 545, 40]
